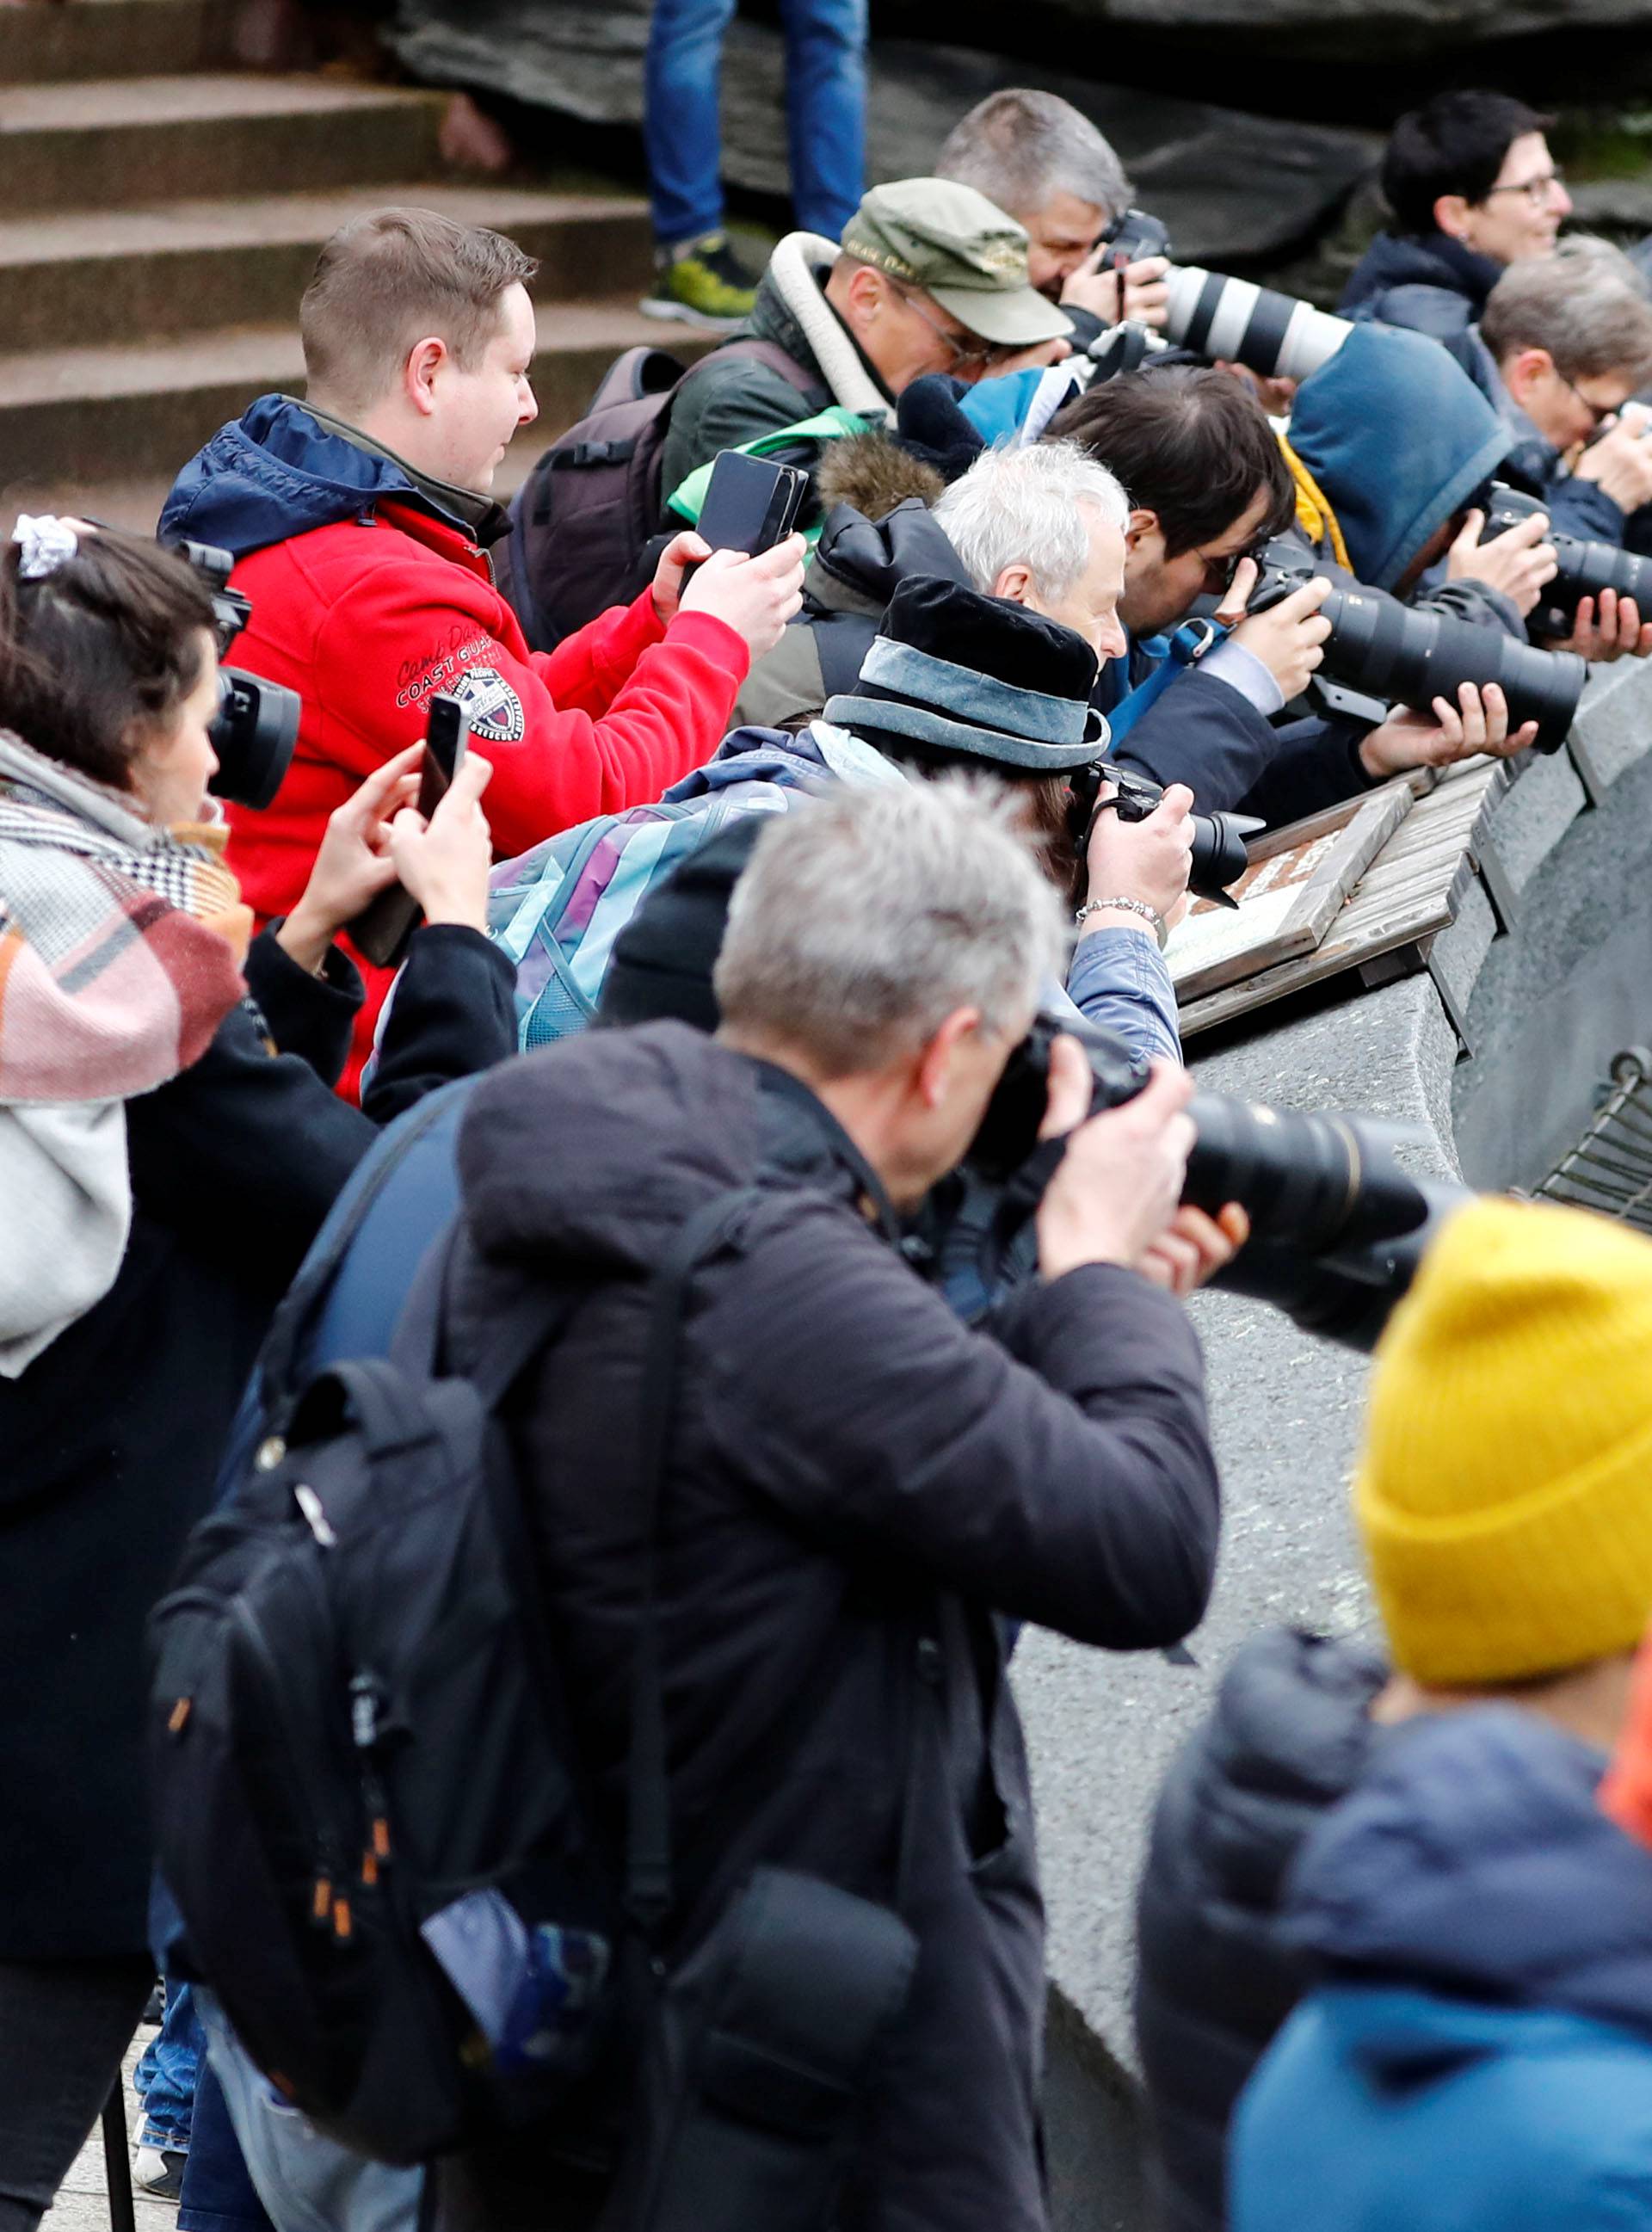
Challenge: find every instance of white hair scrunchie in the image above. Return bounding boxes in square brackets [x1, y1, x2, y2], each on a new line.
[12, 515, 79, 582]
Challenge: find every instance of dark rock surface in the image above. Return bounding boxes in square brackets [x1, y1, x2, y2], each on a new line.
[392, 0, 1376, 264]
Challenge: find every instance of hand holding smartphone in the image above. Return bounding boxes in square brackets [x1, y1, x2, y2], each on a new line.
[689, 452, 808, 570]
[348, 694, 472, 969]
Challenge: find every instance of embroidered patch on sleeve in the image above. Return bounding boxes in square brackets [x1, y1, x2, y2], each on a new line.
[448, 665, 527, 745]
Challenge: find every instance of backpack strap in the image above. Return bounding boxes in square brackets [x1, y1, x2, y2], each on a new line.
[259, 1082, 472, 1429]
[391, 1179, 761, 1939]
[625, 1184, 763, 1937]
[675, 334, 824, 408]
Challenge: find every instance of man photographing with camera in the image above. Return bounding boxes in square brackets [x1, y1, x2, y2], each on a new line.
[450, 779, 1221, 2232]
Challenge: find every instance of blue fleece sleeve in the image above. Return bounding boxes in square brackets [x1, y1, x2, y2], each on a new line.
[1063, 928, 1182, 1068]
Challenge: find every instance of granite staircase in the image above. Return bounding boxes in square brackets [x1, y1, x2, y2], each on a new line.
[0, 0, 708, 527]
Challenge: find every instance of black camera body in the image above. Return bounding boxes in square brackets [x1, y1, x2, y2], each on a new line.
[1484, 482, 1652, 642]
[1098, 207, 1173, 271]
[965, 1015, 1467, 1353]
[168, 537, 302, 810]
[1248, 537, 1585, 752]
[1069, 761, 1261, 908]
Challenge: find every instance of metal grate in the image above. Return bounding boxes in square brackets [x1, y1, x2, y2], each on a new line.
[1533, 1047, 1652, 1234]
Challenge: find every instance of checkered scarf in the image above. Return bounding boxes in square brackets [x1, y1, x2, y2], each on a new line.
[0, 730, 251, 1103]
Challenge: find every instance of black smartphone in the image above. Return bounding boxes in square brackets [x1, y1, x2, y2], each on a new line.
[693, 451, 808, 559]
[348, 694, 472, 971]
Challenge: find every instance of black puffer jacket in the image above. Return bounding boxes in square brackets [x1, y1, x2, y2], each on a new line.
[453, 1022, 1221, 2232]
[733, 496, 971, 731]
[1133, 1628, 1386, 2232]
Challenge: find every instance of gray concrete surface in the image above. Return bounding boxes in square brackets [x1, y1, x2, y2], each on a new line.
[1020, 655, 1652, 2229]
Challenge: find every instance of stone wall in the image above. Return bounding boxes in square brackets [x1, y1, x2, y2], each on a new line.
[1021, 652, 1652, 2229]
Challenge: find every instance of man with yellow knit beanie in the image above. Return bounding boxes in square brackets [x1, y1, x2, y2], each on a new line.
[1226, 1196, 1652, 2232]
[1137, 1194, 1652, 2232]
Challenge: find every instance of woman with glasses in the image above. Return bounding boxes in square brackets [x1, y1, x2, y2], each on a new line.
[1342, 91, 1573, 342]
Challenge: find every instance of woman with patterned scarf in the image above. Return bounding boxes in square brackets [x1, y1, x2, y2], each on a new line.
[0, 521, 517, 2229]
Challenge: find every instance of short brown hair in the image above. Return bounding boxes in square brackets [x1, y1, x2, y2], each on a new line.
[0, 529, 215, 792]
[300, 208, 539, 414]
[1050, 366, 1295, 558]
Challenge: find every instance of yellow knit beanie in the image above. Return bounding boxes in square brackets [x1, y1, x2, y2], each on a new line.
[1355, 1196, 1652, 1686]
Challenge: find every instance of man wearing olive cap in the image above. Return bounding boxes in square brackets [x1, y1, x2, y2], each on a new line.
[659, 177, 1072, 499]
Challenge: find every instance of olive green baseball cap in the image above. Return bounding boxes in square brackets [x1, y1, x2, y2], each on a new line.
[840, 178, 1073, 349]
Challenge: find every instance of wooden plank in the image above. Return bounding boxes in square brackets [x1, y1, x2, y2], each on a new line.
[1179, 759, 1510, 1038]
[1164, 784, 1413, 1002]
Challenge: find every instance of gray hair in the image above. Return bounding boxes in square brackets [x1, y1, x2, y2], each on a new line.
[933, 439, 1129, 604]
[936, 89, 1131, 228]
[713, 779, 1065, 1076]
[1482, 235, 1652, 386]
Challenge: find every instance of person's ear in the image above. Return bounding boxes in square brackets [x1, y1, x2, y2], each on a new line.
[915, 1007, 983, 1111]
[1125, 508, 1161, 558]
[992, 561, 1035, 605]
[838, 265, 886, 338]
[1433, 192, 1474, 244]
[1504, 347, 1554, 408]
[403, 335, 448, 418]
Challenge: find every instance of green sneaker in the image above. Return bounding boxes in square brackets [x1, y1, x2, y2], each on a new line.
[641, 231, 760, 331]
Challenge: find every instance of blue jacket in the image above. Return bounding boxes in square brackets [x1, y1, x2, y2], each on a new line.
[159, 392, 481, 557]
[1286, 322, 1513, 594]
[1340, 229, 1504, 341]
[1231, 1706, 1652, 2232]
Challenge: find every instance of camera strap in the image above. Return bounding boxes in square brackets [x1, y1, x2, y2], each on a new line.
[1105, 617, 1230, 741]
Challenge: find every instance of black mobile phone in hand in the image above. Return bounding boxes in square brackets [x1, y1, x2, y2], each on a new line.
[694, 451, 809, 559]
[348, 694, 472, 971]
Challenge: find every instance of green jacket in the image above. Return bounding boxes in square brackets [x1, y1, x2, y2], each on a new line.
[660, 260, 886, 498]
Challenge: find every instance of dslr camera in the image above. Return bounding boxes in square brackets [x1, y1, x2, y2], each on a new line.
[1096, 209, 1353, 386]
[960, 1015, 1467, 1353]
[170, 539, 300, 810]
[1484, 483, 1652, 643]
[1248, 538, 1585, 751]
[1069, 759, 1261, 907]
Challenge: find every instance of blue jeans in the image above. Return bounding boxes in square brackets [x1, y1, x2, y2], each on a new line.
[135, 1978, 203, 2152]
[196, 1994, 421, 2232]
[644, 0, 866, 247]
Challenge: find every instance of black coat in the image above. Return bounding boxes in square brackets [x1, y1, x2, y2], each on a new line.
[1132, 1628, 1385, 2232]
[1339, 231, 1503, 340]
[0, 922, 514, 1959]
[452, 1023, 1220, 2232]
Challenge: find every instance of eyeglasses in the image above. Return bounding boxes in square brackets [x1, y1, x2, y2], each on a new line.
[1482, 167, 1567, 208]
[1555, 367, 1619, 432]
[893, 285, 1006, 376]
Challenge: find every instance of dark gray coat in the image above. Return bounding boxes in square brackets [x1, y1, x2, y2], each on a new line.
[453, 1023, 1221, 2232]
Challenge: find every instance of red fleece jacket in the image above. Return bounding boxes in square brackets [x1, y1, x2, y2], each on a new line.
[225, 498, 749, 1096]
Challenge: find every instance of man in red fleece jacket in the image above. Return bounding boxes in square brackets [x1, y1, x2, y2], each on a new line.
[162, 207, 803, 1093]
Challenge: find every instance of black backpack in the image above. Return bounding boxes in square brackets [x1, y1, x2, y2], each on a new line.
[148, 1189, 755, 2171]
[496, 338, 816, 651]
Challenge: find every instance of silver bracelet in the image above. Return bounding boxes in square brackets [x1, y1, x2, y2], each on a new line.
[1076, 895, 1168, 949]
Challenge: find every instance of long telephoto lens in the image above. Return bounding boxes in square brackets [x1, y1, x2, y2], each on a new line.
[1313, 579, 1584, 752]
[1162, 267, 1352, 385]
[208, 668, 300, 811]
[1182, 1097, 1433, 1257]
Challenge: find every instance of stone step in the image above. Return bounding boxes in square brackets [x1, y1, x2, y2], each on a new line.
[0, 184, 657, 352]
[0, 73, 445, 214]
[0, 297, 718, 489]
[1, 0, 227, 86]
